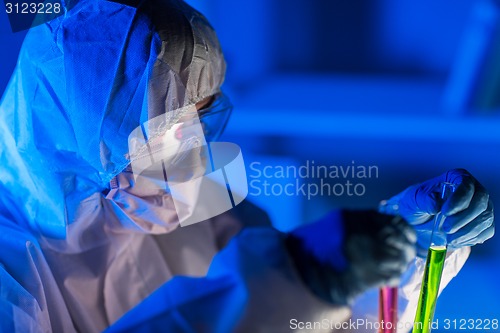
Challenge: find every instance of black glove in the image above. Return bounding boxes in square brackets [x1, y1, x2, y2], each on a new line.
[285, 210, 416, 305]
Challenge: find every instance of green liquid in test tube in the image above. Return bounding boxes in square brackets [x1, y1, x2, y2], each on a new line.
[413, 182, 456, 333]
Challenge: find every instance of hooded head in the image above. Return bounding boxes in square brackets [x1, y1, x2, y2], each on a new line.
[0, 0, 226, 237]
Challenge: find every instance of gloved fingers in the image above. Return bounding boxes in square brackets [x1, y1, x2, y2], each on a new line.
[346, 234, 410, 265]
[442, 186, 489, 233]
[375, 250, 414, 275]
[441, 169, 478, 216]
[378, 264, 410, 278]
[356, 250, 413, 289]
[380, 183, 439, 225]
[349, 230, 415, 273]
[452, 225, 495, 248]
[381, 233, 416, 264]
[448, 200, 494, 248]
[413, 181, 444, 215]
[349, 247, 409, 289]
[376, 215, 416, 262]
[345, 214, 415, 257]
[382, 235, 411, 254]
[389, 215, 417, 244]
[409, 169, 476, 219]
[380, 233, 416, 263]
[444, 168, 474, 184]
[356, 265, 406, 285]
[371, 214, 416, 268]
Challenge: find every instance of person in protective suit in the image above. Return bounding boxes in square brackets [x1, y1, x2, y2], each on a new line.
[0, 0, 494, 332]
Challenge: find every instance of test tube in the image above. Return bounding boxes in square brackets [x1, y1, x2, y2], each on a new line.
[378, 200, 400, 333]
[413, 182, 456, 333]
[379, 286, 398, 333]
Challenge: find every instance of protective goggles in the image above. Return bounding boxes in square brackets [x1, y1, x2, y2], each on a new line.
[184, 92, 233, 142]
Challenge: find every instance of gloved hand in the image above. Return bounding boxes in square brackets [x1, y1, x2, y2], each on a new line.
[285, 210, 416, 306]
[379, 169, 494, 256]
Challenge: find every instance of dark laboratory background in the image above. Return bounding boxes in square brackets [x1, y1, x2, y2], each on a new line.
[1, 0, 499, 331]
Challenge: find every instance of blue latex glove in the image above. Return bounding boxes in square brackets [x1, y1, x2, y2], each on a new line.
[379, 169, 494, 256]
[286, 210, 416, 305]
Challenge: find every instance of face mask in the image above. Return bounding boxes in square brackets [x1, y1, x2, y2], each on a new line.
[105, 95, 245, 231]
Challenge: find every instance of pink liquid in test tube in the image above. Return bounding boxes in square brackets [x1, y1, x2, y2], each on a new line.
[379, 286, 398, 333]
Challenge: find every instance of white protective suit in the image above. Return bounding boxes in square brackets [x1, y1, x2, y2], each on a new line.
[0, 0, 469, 332]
